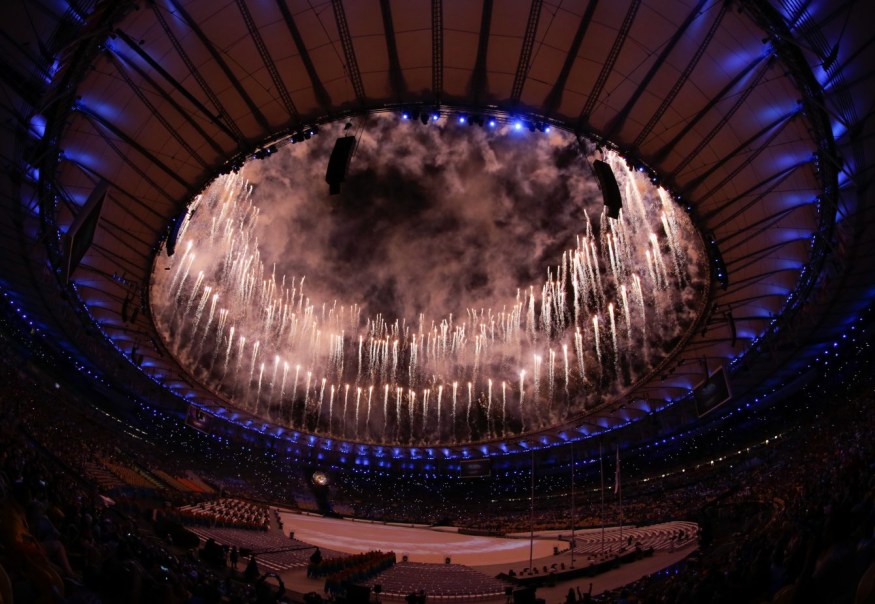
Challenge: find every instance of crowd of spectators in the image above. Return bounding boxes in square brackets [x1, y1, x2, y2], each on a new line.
[2, 293, 874, 603]
[586, 399, 875, 601]
[0, 341, 319, 604]
[0, 363, 282, 603]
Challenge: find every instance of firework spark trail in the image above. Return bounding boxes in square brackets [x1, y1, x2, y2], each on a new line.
[328, 385, 336, 432]
[548, 349, 556, 405]
[232, 336, 246, 396]
[408, 390, 415, 438]
[255, 362, 265, 415]
[632, 274, 647, 340]
[318, 378, 326, 429]
[268, 355, 279, 414]
[451, 382, 458, 442]
[519, 370, 526, 432]
[563, 344, 570, 396]
[533, 354, 542, 402]
[208, 308, 228, 372]
[289, 365, 300, 424]
[487, 379, 493, 438]
[171, 249, 196, 301]
[607, 235, 619, 284]
[645, 249, 658, 288]
[358, 335, 363, 383]
[422, 388, 429, 436]
[383, 384, 389, 436]
[279, 361, 289, 418]
[660, 190, 688, 285]
[301, 370, 312, 427]
[590, 239, 605, 312]
[247, 340, 261, 404]
[189, 285, 212, 343]
[650, 233, 670, 287]
[220, 325, 237, 380]
[169, 241, 194, 292]
[366, 385, 373, 438]
[661, 211, 685, 286]
[436, 384, 443, 439]
[355, 387, 362, 435]
[466, 382, 473, 438]
[620, 285, 632, 346]
[571, 252, 582, 327]
[343, 384, 350, 438]
[609, 303, 619, 379]
[593, 316, 601, 366]
[395, 387, 402, 440]
[501, 381, 507, 435]
[409, 335, 418, 387]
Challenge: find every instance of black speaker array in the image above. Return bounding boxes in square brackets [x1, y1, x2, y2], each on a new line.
[325, 136, 357, 195]
[592, 159, 622, 219]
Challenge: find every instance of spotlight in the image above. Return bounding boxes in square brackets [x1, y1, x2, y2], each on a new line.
[402, 112, 409, 120]
[544, 125, 551, 133]
[432, 112, 440, 121]
[458, 115, 467, 124]
[488, 119, 497, 128]
[513, 121, 523, 131]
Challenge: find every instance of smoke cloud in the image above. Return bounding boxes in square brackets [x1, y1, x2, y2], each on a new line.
[245, 115, 600, 323]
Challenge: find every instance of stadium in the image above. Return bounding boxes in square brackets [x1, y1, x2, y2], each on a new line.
[0, 1, 872, 602]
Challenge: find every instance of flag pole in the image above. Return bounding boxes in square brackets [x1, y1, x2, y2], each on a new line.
[529, 449, 535, 571]
[570, 442, 576, 568]
[616, 444, 623, 547]
[599, 440, 605, 556]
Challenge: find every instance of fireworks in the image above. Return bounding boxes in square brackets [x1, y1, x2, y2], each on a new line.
[152, 124, 704, 446]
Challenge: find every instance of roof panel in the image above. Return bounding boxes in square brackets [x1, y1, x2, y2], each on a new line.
[4, 0, 862, 459]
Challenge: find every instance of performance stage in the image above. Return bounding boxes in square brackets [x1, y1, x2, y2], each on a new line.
[278, 511, 564, 566]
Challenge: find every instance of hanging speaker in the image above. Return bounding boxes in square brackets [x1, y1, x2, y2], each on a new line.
[325, 136, 357, 195]
[63, 181, 108, 283]
[592, 160, 622, 219]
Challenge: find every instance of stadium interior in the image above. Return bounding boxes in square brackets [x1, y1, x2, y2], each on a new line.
[1, 1, 873, 603]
